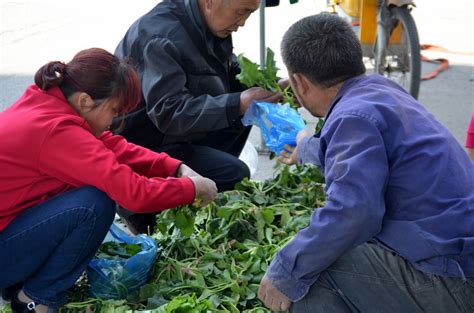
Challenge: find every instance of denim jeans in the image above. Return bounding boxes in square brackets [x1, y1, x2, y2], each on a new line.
[291, 242, 474, 313]
[0, 186, 116, 307]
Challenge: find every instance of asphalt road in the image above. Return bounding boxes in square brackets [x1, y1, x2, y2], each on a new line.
[1, 0, 473, 181]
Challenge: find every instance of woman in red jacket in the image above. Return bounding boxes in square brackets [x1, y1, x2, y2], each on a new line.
[0, 48, 217, 312]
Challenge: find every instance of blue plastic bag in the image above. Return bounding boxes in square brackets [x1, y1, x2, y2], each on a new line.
[87, 223, 158, 299]
[242, 101, 305, 154]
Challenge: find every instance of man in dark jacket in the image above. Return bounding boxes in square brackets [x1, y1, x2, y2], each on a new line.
[115, 0, 281, 234]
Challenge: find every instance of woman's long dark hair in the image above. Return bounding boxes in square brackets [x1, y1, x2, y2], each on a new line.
[34, 48, 141, 115]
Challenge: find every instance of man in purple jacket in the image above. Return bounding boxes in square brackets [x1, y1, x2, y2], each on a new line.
[257, 13, 474, 312]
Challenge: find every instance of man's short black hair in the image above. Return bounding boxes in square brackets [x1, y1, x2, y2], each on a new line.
[281, 13, 366, 88]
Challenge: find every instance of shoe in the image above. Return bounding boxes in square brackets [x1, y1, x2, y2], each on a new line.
[10, 291, 36, 313]
[121, 214, 156, 235]
[116, 206, 156, 235]
[1, 282, 23, 301]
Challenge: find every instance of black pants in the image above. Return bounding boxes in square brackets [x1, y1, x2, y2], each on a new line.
[117, 125, 252, 234]
[161, 125, 252, 191]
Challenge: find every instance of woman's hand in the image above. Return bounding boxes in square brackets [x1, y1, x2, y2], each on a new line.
[177, 164, 217, 206]
[176, 163, 200, 178]
[190, 176, 217, 207]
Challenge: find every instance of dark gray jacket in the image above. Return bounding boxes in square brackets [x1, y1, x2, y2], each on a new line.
[115, 0, 246, 148]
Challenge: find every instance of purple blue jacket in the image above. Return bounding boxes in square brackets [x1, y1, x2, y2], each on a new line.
[267, 74, 474, 301]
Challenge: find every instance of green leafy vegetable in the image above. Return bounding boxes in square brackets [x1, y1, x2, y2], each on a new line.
[236, 48, 296, 108]
[96, 241, 142, 260]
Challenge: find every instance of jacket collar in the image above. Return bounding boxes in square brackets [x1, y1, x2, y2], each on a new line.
[184, 0, 205, 37]
[325, 74, 367, 119]
[314, 74, 366, 137]
[44, 85, 69, 102]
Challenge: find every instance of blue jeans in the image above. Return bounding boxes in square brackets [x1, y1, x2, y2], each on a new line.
[0, 186, 115, 307]
[291, 242, 474, 313]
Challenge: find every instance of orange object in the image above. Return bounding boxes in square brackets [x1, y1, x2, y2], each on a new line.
[359, 0, 378, 45]
[419, 44, 474, 81]
[420, 55, 449, 81]
[338, 0, 362, 17]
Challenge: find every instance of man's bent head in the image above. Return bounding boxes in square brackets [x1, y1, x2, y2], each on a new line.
[199, 0, 260, 38]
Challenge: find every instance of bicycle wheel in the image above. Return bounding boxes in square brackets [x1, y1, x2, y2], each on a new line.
[374, 6, 421, 99]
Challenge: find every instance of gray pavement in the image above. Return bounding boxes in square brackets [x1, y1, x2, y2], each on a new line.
[1, 0, 473, 183]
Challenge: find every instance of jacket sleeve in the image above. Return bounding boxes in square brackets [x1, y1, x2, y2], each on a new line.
[141, 38, 242, 139]
[38, 122, 195, 213]
[296, 135, 323, 169]
[98, 131, 182, 178]
[266, 113, 388, 301]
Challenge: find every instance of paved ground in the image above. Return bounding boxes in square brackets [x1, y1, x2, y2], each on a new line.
[1, 0, 473, 182]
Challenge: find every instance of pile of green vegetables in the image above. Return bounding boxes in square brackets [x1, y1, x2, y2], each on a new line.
[58, 164, 325, 312]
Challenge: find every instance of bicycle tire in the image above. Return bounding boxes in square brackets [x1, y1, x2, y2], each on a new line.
[375, 6, 421, 99]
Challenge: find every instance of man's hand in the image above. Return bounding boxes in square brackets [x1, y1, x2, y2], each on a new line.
[278, 129, 313, 165]
[277, 78, 290, 90]
[240, 87, 283, 115]
[258, 275, 292, 312]
[278, 144, 297, 165]
[176, 163, 200, 178]
[190, 176, 217, 207]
